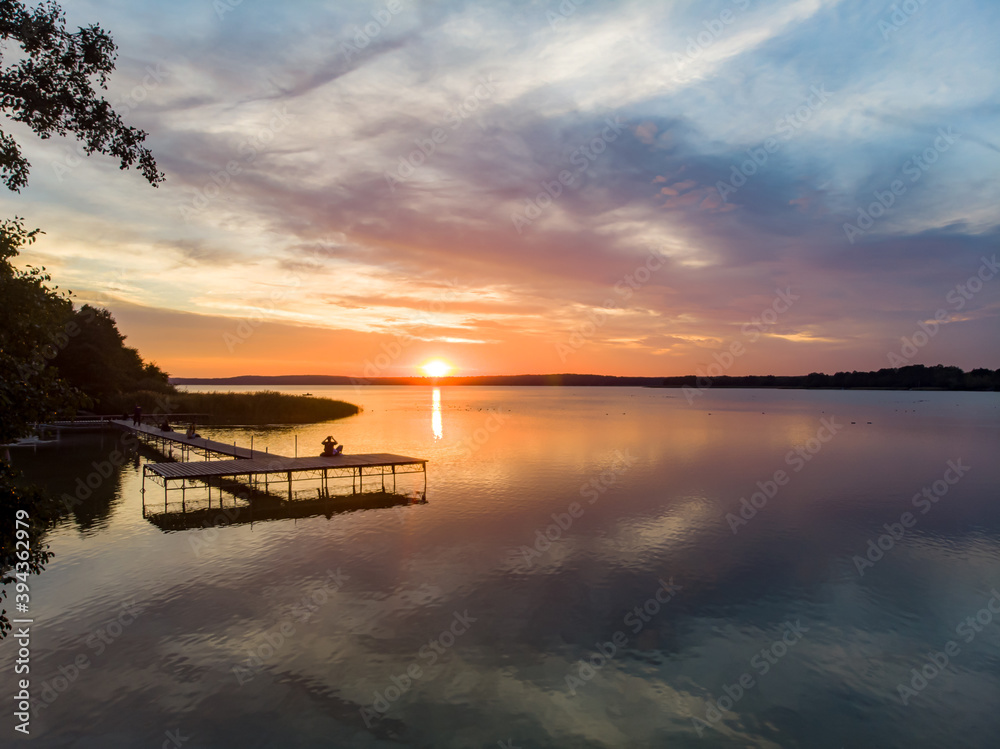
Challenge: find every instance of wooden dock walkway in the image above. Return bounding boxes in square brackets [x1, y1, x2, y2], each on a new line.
[144, 453, 427, 481]
[109, 420, 428, 508]
[110, 419, 258, 459]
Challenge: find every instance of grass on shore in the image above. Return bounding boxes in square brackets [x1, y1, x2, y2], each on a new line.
[105, 390, 361, 425]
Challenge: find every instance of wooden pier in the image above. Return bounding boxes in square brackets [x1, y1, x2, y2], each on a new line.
[109, 420, 428, 513]
[110, 419, 259, 460]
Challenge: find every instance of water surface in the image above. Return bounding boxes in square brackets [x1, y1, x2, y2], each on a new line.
[4, 387, 1000, 748]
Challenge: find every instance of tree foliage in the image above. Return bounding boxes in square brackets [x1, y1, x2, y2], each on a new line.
[52, 305, 173, 407]
[0, 0, 163, 190]
[0, 216, 83, 442]
[0, 1, 166, 638]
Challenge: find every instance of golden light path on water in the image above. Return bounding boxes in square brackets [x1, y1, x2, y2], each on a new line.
[432, 387, 443, 440]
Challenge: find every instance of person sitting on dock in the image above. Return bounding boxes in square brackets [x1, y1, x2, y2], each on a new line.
[185, 423, 199, 439]
[321, 436, 344, 457]
[132, 405, 142, 425]
[160, 419, 172, 432]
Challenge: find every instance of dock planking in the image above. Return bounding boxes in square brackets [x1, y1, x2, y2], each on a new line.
[144, 453, 427, 481]
[110, 419, 257, 458]
[111, 419, 428, 506]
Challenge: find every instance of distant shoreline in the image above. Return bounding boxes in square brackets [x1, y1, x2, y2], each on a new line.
[172, 366, 999, 391]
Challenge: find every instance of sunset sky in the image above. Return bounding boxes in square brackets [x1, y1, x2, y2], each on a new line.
[4, 0, 999, 378]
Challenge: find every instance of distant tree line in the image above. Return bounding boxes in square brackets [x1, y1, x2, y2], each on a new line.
[659, 364, 1000, 391]
[173, 373, 667, 387]
[176, 367, 1000, 391]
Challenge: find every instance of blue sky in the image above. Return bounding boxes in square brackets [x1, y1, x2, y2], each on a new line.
[3, 0, 998, 376]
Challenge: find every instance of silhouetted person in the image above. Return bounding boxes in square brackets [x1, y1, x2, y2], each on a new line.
[321, 436, 343, 456]
[132, 405, 142, 426]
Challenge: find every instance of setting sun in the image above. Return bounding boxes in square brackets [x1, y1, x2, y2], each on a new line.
[420, 360, 453, 378]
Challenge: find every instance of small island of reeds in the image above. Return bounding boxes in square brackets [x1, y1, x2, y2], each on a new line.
[124, 390, 360, 426]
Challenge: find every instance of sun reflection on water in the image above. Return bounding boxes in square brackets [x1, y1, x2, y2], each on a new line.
[432, 387, 443, 439]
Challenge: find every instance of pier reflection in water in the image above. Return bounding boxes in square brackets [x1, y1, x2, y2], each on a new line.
[144, 489, 428, 532]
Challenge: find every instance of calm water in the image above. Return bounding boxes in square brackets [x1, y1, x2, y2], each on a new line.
[4, 386, 1000, 748]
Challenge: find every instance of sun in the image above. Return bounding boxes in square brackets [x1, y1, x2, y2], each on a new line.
[420, 360, 453, 378]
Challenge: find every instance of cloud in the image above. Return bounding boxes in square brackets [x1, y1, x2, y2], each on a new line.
[10, 0, 999, 376]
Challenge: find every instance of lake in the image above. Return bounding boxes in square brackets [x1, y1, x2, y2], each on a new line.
[4, 386, 1000, 748]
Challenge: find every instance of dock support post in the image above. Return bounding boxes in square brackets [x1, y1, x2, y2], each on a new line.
[287, 472, 293, 502]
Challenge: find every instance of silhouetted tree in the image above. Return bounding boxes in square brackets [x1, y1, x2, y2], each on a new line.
[0, 0, 163, 190]
[1, 0, 163, 636]
[52, 305, 172, 408]
[0, 217, 83, 443]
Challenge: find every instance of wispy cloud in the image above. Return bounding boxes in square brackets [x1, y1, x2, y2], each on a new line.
[5, 0, 998, 376]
